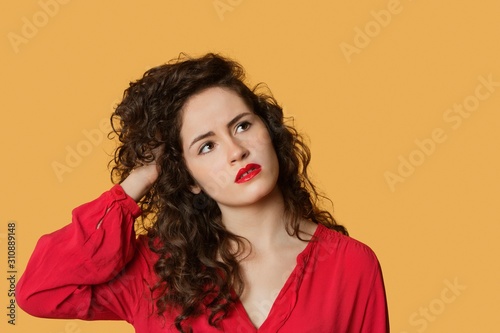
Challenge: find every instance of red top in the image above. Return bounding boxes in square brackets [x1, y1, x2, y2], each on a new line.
[17, 185, 389, 332]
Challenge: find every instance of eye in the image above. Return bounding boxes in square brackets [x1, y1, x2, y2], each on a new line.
[198, 141, 215, 155]
[235, 121, 251, 133]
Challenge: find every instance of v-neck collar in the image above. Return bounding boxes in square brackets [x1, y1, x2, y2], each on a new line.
[231, 224, 322, 332]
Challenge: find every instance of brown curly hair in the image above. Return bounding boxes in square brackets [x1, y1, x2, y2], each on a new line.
[110, 53, 347, 332]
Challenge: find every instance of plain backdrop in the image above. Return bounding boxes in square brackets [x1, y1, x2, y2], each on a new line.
[1, 1, 499, 332]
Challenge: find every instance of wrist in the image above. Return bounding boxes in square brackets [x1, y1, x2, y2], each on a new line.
[121, 165, 158, 202]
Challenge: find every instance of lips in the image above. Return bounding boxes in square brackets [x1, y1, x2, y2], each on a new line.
[235, 163, 262, 184]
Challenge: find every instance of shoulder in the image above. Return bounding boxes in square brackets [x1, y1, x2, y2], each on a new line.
[300, 224, 385, 294]
[310, 224, 381, 272]
[297, 224, 386, 303]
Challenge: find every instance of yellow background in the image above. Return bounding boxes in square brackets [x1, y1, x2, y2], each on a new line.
[1, 1, 499, 332]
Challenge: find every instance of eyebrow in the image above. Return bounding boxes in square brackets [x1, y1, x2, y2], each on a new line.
[188, 112, 252, 150]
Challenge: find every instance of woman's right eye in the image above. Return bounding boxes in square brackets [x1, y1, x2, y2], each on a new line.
[199, 142, 215, 155]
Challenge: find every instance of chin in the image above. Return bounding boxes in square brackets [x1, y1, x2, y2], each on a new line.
[246, 183, 281, 205]
[215, 187, 275, 208]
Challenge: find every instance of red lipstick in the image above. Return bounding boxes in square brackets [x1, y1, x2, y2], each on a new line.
[235, 163, 262, 184]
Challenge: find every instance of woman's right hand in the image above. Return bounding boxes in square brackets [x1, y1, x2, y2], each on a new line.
[120, 145, 163, 202]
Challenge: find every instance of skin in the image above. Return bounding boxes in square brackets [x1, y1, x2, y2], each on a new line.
[121, 86, 317, 328]
[180, 87, 280, 221]
[120, 162, 159, 201]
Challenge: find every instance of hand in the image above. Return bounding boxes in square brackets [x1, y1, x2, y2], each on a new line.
[120, 144, 163, 202]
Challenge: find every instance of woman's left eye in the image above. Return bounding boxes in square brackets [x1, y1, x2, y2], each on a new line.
[236, 121, 251, 133]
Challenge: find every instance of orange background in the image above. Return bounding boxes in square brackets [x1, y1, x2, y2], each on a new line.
[1, 1, 499, 332]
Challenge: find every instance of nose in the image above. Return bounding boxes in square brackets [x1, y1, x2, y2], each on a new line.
[227, 138, 249, 164]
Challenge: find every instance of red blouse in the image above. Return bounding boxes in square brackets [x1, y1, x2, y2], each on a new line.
[17, 185, 389, 332]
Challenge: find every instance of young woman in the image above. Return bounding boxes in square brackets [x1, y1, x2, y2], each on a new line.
[17, 54, 389, 332]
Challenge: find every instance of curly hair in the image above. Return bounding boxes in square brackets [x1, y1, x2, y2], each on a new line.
[110, 53, 347, 332]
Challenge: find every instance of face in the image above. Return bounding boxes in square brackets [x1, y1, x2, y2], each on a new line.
[180, 87, 280, 210]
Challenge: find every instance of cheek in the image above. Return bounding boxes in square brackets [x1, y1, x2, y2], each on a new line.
[250, 127, 274, 153]
[184, 156, 209, 187]
[187, 158, 234, 197]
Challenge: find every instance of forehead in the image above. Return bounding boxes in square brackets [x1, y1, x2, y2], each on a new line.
[183, 86, 246, 116]
[180, 87, 251, 135]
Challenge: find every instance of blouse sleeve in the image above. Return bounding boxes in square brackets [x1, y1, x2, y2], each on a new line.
[360, 260, 390, 333]
[16, 185, 146, 323]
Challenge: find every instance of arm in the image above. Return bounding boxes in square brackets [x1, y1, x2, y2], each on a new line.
[16, 185, 141, 320]
[17, 165, 159, 321]
[120, 163, 159, 202]
[360, 261, 390, 333]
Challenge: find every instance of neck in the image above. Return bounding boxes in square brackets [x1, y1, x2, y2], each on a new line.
[219, 186, 290, 251]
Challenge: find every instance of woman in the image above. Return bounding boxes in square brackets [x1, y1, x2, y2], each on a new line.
[17, 53, 389, 332]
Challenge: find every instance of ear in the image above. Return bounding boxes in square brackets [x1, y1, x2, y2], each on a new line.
[190, 184, 202, 194]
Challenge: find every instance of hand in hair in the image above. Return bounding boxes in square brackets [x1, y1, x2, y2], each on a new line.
[120, 144, 163, 202]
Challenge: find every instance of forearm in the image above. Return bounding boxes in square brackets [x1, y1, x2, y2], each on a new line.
[120, 164, 158, 202]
